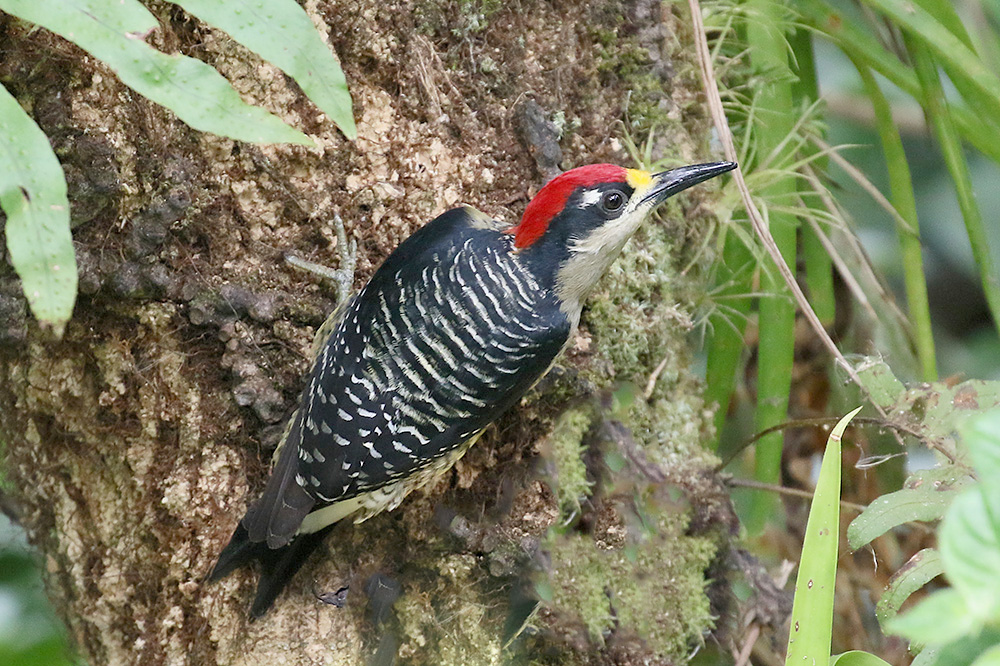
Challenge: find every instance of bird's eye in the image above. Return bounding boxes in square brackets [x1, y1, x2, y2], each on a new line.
[601, 190, 626, 213]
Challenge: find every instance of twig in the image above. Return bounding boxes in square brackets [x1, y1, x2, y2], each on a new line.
[734, 624, 760, 666]
[726, 477, 868, 514]
[644, 354, 672, 400]
[717, 414, 957, 470]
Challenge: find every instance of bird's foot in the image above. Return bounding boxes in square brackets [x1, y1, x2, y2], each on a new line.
[285, 214, 358, 306]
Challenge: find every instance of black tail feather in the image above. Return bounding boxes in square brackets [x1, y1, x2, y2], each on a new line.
[208, 409, 326, 617]
[250, 526, 335, 618]
[208, 523, 262, 583]
[208, 521, 336, 618]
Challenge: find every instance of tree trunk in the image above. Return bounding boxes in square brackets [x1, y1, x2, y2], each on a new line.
[0, 1, 737, 664]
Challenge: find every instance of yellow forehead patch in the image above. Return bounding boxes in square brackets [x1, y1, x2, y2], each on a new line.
[625, 168, 653, 189]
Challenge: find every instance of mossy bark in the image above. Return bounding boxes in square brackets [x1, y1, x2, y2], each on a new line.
[0, 1, 736, 664]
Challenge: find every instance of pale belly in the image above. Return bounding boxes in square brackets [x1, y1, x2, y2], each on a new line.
[297, 430, 485, 535]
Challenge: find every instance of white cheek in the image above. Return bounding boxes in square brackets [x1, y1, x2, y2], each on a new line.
[554, 201, 652, 315]
[571, 203, 647, 253]
[578, 189, 602, 208]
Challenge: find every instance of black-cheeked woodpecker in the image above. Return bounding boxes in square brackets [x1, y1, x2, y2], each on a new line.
[209, 160, 736, 617]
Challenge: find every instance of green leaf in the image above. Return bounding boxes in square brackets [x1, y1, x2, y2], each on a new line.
[876, 548, 943, 623]
[1, 0, 311, 145]
[887, 588, 978, 646]
[961, 410, 1000, 479]
[936, 411, 1000, 620]
[785, 407, 861, 664]
[931, 628, 1000, 666]
[0, 83, 76, 335]
[911, 645, 941, 666]
[908, 0, 975, 50]
[853, 358, 905, 407]
[939, 485, 1000, 617]
[830, 650, 894, 666]
[168, 0, 355, 139]
[847, 468, 965, 549]
[972, 646, 1000, 666]
[890, 413, 1000, 656]
[853, 358, 1000, 462]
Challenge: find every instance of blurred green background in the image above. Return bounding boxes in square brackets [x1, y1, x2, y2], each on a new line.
[0, 513, 74, 666]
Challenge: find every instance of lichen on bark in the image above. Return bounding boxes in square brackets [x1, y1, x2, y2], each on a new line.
[0, 0, 737, 664]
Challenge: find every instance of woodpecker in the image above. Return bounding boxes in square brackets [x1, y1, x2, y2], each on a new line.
[209, 160, 736, 617]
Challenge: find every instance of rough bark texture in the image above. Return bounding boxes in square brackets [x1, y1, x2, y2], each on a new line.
[0, 0, 738, 664]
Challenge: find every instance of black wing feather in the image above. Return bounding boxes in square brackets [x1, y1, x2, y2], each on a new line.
[296, 217, 569, 504]
[242, 409, 315, 548]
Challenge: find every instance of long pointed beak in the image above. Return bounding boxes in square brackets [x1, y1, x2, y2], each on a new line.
[641, 161, 737, 206]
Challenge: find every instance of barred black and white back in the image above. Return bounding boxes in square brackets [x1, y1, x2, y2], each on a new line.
[277, 207, 569, 537]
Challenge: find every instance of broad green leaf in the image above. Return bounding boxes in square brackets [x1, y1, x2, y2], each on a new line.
[911, 646, 941, 666]
[876, 548, 943, 623]
[786, 407, 861, 664]
[169, 0, 355, 139]
[961, 410, 1000, 479]
[939, 485, 1000, 617]
[1, 0, 311, 145]
[854, 358, 1000, 463]
[830, 651, 893, 666]
[847, 468, 965, 549]
[0, 83, 76, 335]
[887, 588, 978, 646]
[972, 646, 1000, 666]
[853, 358, 905, 406]
[930, 628, 1000, 666]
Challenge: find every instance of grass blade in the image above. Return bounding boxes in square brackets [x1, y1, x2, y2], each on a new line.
[799, 0, 1000, 165]
[746, 0, 798, 532]
[785, 406, 862, 663]
[791, 28, 836, 327]
[906, 36, 1000, 341]
[859, 0, 1000, 128]
[706, 235, 754, 447]
[854, 62, 937, 380]
[909, 0, 975, 50]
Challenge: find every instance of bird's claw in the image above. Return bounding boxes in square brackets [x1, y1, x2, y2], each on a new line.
[285, 214, 358, 305]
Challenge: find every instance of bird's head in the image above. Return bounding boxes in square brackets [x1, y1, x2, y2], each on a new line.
[507, 161, 736, 314]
